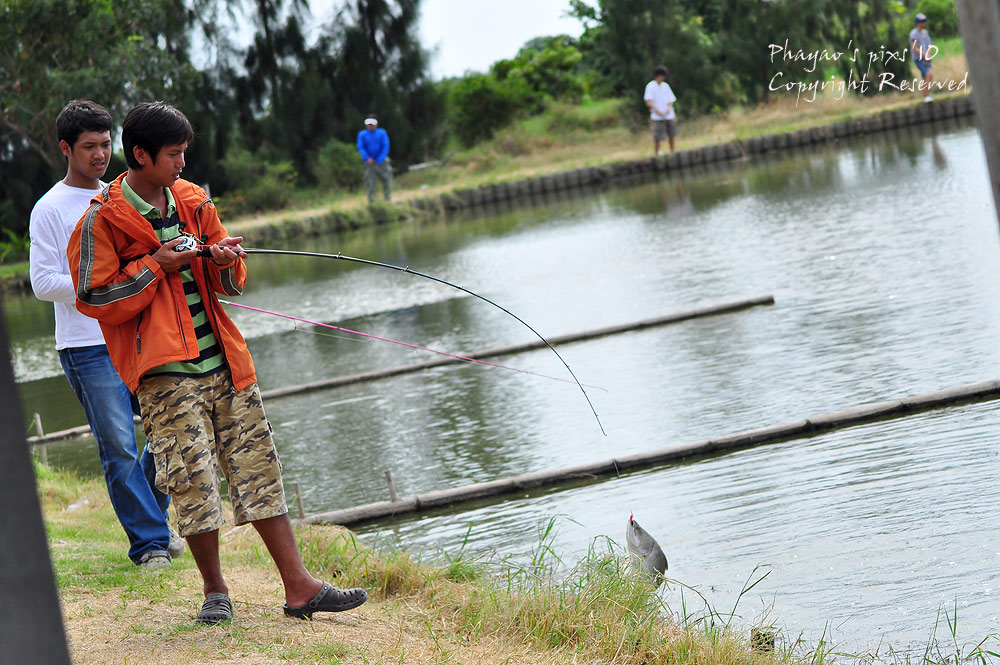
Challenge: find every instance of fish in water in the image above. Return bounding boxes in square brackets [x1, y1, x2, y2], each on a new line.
[626, 514, 668, 586]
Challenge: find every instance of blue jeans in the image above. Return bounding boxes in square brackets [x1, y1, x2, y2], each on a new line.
[59, 344, 171, 563]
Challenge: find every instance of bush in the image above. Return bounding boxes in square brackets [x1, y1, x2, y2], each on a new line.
[448, 74, 525, 147]
[544, 100, 623, 135]
[0, 228, 29, 264]
[915, 0, 959, 37]
[215, 146, 296, 218]
[313, 139, 363, 192]
[492, 36, 587, 106]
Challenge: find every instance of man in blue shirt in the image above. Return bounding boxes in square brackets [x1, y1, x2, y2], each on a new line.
[356, 115, 391, 202]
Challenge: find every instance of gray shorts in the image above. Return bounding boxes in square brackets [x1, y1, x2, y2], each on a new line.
[652, 119, 678, 141]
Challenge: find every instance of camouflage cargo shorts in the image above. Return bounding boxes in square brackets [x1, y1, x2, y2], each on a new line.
[138, 369, 287, 537]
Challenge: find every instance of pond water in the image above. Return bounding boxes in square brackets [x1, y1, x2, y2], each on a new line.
[7, 115, 999, 656]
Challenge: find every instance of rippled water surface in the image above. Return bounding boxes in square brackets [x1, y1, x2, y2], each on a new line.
[7, 117, 999, 654]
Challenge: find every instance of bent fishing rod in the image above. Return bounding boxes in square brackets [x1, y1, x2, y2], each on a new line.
[198, 244, 606, 435]
[218, 299, 606, 391]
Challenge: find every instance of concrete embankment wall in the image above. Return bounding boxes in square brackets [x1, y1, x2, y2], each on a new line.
[422, 96, 976, 216]
[299, 377, 1000, 528]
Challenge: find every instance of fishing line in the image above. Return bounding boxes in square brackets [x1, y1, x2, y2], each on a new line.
[219, 299, 606, 391]
[291, 321, 375, 345]
[208, 246, 607, 435]
[289, 317, 606, 388]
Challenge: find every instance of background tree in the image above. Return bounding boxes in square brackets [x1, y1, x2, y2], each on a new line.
[324, 0, 444, 166]
[569, 0, 741, 116]
[1, 0, 205, 172]
[233, 0, 443, 189]
[0, 0, 209, 235]
[571, 0, 914, 113]
[688, 0, 829, 104]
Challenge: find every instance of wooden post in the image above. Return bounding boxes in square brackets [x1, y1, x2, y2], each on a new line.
[0, 302, 72, 663]
[385, 470, 398, 502]
[955, 0, 1000, 224]
[293, 482, 306, 519]
[31, 414, 47, 465]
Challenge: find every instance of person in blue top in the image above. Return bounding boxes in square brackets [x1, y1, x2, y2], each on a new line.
[356, 115, 391, 202]
[909, 12, 935, 103]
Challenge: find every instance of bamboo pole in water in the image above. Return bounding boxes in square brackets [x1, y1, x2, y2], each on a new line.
[258, 294, 775, 401]
[297, 378, 1000, 528]
[26, 295, 774, 444]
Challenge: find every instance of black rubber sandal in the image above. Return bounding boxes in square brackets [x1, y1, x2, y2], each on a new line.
[283, 582, 367, 620]
[195, 592, 233, 625]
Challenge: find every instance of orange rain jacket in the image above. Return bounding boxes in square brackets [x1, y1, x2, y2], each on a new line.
[68, 173, 256, 393]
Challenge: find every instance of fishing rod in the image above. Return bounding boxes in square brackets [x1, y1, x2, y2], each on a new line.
[218, 299, 606, 391]
[200, 245, 606, 435]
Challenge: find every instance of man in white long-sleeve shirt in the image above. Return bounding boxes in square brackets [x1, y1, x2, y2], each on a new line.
[29, 100, 183, 568]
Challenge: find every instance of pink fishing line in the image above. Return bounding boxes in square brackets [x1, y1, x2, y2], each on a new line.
[219, 299, 603, 389]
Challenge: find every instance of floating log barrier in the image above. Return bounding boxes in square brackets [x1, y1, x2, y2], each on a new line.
[27, 418, 141, 446]
[298, 378, 1000, 528]
[257, 294, 775, 400]
[25, 295, 774, 445]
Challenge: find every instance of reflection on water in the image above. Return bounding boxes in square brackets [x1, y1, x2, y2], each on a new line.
[8, 115, 1000, 653]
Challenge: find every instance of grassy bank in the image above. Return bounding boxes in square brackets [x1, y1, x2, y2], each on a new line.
[223, 38, 970, 233]
[37, 461, 799, 665]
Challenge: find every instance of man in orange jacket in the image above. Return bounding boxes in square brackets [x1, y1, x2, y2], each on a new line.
[68, 101, 367, 625]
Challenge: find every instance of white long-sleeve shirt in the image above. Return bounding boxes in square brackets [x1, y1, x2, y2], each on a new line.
[29, 181, 108, 350]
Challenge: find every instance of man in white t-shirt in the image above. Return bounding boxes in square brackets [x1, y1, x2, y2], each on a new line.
[643, 65, 678, 155]
[29, 100, 183, 568]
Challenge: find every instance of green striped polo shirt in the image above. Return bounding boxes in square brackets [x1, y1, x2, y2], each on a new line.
[121, 177, 226, 378]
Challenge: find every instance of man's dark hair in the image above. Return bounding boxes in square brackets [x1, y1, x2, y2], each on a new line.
[56, 100, 112, 149]
[121, 102, 194, 169]
[653, 65, 669, 78]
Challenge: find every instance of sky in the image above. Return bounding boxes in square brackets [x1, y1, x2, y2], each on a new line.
[416, 0, 586, 78]
[309, 0, 587, 79]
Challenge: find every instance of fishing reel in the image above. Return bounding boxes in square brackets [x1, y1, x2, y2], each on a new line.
[169, 233, 214, 257]
[170, 233, 201, 252]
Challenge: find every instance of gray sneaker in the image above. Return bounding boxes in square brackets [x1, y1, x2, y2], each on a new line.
[167, 525, 185, 559]
[138, 549, 172, 570]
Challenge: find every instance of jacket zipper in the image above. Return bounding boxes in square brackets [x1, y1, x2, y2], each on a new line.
[135, 312, 143, 354]
[196, 206, 230, 390]
[175, 273, 190, 353]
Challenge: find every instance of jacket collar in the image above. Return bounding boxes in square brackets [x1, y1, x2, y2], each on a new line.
[98, 173, 202, 250]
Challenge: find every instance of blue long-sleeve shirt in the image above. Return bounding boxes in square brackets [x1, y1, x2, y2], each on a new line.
[357, 128, 390, 164]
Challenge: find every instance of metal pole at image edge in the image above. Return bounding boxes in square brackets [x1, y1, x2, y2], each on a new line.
[955, 0, 1000, 222]
[0, 301, 72, 663]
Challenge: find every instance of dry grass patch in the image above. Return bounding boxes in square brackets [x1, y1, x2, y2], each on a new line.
[38, 463, 795, 665]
